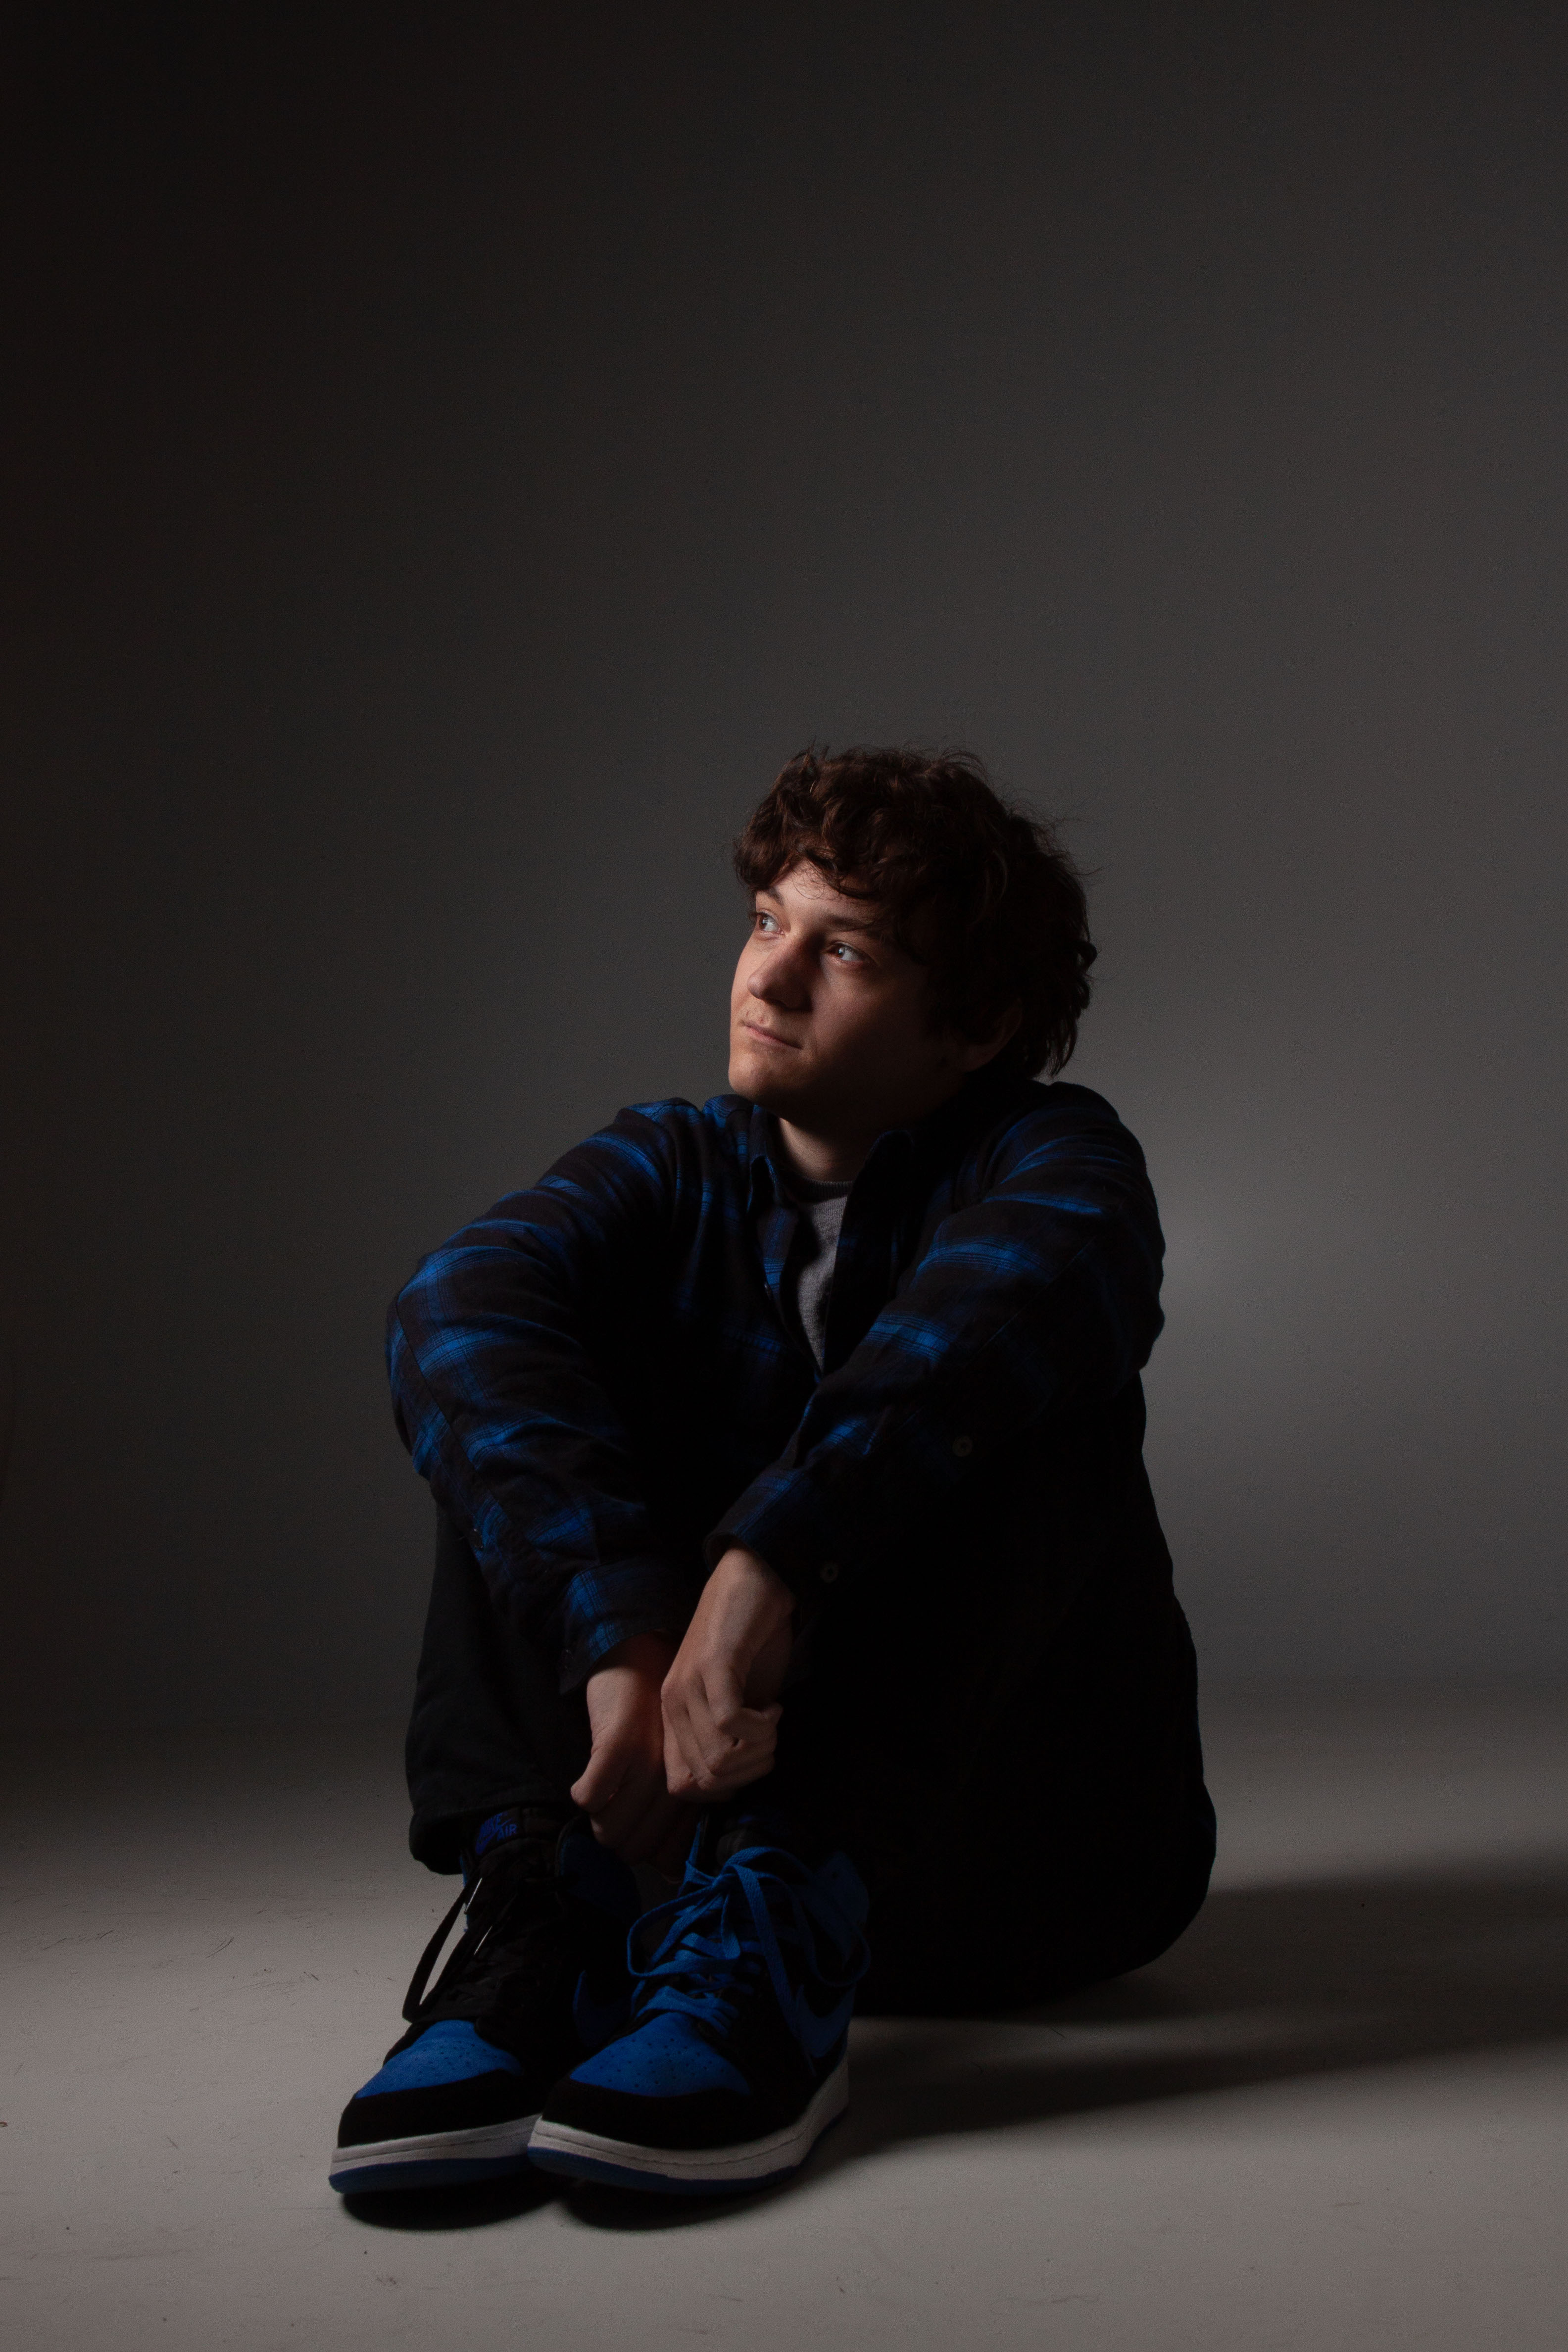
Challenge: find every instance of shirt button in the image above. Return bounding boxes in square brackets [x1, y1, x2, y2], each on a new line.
[819, 1560, 841, 1585]
[952, 1436, 974, 1458]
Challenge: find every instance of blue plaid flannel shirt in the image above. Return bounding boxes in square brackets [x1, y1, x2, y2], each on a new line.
[387, 1071, 1167, 1690]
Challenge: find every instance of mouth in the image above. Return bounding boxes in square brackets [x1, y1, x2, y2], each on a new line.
[738, 1019, 800, 1052]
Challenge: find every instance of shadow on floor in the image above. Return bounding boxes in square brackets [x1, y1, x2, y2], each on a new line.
[833, 1852, 1568, 2150]
[565, 1850, 1568, 2229]
[343, 2172, 558, 2233]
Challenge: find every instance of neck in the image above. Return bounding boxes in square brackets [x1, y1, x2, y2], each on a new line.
[772, 1068, 979, 1184]
[774, 1119, 870, 1185]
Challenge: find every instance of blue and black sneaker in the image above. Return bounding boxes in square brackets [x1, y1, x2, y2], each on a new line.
[328, 1808, 640, 2195]
[527, 1815, 870, 2196]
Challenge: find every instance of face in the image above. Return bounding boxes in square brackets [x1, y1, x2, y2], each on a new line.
[728, 862, 1013, 1173]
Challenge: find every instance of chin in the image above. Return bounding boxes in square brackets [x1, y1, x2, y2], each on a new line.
[729, 1050, 791, 1111]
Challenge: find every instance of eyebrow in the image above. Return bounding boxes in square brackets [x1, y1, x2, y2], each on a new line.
[754, 893, 885, 934]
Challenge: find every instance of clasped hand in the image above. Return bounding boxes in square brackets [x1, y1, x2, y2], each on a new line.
[570, 1546, 795, 1866]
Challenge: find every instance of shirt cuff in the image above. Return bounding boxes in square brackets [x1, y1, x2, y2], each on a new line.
[555, 1558, 698, 1692]
[703, 1463, 860, 1611]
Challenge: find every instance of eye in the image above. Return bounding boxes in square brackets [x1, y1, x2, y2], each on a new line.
[827, 941, 866, 966]
[753, 909, 781, 934]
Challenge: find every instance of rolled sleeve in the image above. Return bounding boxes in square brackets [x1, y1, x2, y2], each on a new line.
[387, 1104, 701, 1688]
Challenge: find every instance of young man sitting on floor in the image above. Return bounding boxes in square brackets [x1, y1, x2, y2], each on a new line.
[329, 744, 1215, 2199]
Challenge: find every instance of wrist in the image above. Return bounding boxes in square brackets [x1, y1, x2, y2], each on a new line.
[590, 1629, 679, 1682]
[713, 1544, 794, 1624]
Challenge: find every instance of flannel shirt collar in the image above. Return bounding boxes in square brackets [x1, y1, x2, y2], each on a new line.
[738, 1064, 1017, 1216]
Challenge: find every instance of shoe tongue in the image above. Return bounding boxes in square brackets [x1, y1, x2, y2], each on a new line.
[466, 1805, 568, 1871]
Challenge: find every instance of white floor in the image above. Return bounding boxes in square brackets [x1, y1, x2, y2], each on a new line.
[4, 1682, 1566, 2352]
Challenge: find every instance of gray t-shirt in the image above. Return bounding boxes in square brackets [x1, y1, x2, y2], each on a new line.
[780, 1173, 852, 1370]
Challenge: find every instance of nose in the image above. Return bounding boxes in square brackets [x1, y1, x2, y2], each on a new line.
[749, 934, 810, 1008]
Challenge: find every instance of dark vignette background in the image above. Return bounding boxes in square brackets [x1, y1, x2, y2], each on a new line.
[2, 2, 1563, 1729]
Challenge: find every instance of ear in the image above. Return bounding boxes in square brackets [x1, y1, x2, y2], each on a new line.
[954, 1001, 1022, 1074]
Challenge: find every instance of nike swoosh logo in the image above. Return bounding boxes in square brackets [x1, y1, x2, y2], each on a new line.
[797, 1999, 853, 2064]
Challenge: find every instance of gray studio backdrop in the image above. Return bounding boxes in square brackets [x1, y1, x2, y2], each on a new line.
[3, 6, 1563, 1729]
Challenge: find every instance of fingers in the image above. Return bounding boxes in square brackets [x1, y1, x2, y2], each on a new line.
[590, 1776, 696, 1870]
[578, 1644, 686, 1856]
[667, 1738, 776, 1802]
[681, 1653, 744, 1768]
[572, 1734, 671, 1854]
[618, 1790, 698, 1871]
[662, 1654, 782, 1799]
[650, 1550, 795, 1803]
[569, 1743, 623, 1818]
[586, 1768, 656, 1852]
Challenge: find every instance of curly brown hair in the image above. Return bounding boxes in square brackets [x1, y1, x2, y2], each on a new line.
[733, 746, 1096, 1078]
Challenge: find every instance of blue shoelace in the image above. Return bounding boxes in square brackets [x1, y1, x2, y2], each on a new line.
[630, 1846, 871, 2061]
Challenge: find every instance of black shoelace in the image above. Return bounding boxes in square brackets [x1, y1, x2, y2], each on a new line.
[401, 1838, 566, 2031]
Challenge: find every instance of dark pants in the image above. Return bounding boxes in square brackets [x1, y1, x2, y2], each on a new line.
[406, 1509, 1217, 2015]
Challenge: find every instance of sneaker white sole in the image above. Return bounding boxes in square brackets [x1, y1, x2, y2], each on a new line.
[328, 2112, 540, 2195]
[526, 2056, 849, 2195]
